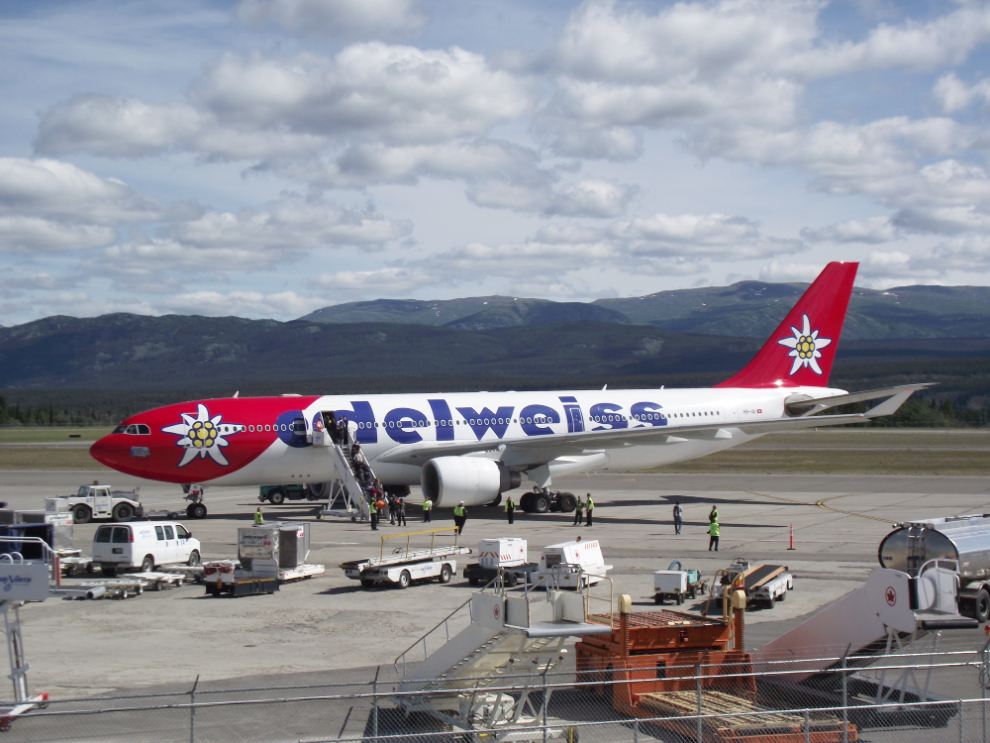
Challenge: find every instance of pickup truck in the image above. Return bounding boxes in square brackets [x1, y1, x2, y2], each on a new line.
[48, 484, 143, 524]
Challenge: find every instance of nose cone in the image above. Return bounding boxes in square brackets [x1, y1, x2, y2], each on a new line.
[90, 434, 127, 471]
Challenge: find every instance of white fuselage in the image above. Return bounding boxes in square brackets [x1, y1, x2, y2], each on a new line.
[208, 385, 844, 488]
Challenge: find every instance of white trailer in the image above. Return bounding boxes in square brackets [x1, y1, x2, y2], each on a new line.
[48, 483, 143, 524]
[341, 527, 470, 589]
[536, 539, 611, 589]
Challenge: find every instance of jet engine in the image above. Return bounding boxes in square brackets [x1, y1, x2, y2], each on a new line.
[421, 457, 521, 508]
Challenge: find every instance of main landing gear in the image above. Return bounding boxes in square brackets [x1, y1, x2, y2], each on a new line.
[518, 487, 577, 514]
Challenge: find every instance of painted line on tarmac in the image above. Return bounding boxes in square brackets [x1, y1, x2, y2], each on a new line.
[814, 494, 893, 523]
[729, 487, 892, 523]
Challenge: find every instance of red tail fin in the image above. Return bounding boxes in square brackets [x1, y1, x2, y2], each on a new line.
[714, 262, 858, 389]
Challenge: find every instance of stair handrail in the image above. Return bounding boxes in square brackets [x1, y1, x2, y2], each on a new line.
[394, 596, 474, 675]
[584, 575, 615, 628]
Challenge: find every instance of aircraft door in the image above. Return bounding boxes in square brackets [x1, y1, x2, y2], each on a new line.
[561, 400, 585, 434]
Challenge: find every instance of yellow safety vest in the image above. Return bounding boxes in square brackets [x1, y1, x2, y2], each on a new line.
[453, 505, 465, 517]
[504, 499, 514, 511]
[254, 512, 264, 525]
[423, 499, 432, 511]
[709, 521, 720, 536]
[586, 497, 594, 509]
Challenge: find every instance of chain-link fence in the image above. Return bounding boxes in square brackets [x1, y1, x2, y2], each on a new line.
[9, 643, 990, 742]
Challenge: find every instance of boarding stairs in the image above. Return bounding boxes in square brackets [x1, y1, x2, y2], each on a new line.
[393, 570, 615, 737]
[314, 428, 371, 520]
[752, 560, 976, 717]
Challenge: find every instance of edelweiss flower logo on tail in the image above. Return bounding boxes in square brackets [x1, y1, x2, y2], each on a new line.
[163, 403, 246, 467]
[777, 313, 832, 376]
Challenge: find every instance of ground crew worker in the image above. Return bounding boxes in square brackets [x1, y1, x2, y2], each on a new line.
[585, 493, 594, 527]
[709, 505, 719, 524]
[423, 497, 433, 522]
[504, 495, 515, 524]
[573, 495, 584, 526]
[453, 501, 467, 535]
[254, 507, 264, 525]
[370, 499, 378, 531]
[708, 518, 720, 551]
[396, 498, 407, 527]
[673, 500, 683, 535]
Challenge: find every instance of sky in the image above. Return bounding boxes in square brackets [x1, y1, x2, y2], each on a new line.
[2, 0, 990, 326]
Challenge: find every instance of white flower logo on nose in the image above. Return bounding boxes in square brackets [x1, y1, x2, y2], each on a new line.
[777, 313, 832, 376]
[162, 403, 245, 467]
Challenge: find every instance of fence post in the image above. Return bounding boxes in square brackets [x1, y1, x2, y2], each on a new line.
[696, 661, 703, 743]
[803, 708, 810, 743]
[373, 667, 379, 742]
[959, 699, 963, 743]
[542, 668, 548, 743]
[633, 717, 639, 743]
[841, 651, 848, 743]
[190, 674, 199, 743]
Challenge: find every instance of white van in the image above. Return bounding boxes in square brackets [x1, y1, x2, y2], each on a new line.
[93, 522, 201, 576]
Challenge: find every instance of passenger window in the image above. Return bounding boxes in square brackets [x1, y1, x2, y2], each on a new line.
[111, 527, 130, 543]
[155, 526, 165, 540]
[176, 525, 190, 539]
[95, 527, 113, 543]
[163, 525, 175, 540]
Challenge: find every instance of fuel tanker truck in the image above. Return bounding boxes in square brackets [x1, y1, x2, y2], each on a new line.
[879, 514, 990, 622]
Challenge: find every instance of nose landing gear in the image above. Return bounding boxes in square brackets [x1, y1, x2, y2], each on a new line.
[183, 485, 208, 519]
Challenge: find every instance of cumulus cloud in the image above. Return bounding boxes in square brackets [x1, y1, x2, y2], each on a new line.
[272, 139, 540, 188]
[0, 158, 165, 254]
[610, 212, 803, 259]
[36, 46, 531, 160]
[167, 201, 411, 251]
[0, 217, 115, 253]
[933, 73, 990, 113]
[0, 158, 163, 224]
[307, 266, 430, 296]
[426, 239, 618, 281]
[236, 0, 426, 40]
[801, 216, 900, 244]
[467, 176, 636, 217]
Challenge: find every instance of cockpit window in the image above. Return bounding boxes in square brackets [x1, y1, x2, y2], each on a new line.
[112, 424, 151, 435]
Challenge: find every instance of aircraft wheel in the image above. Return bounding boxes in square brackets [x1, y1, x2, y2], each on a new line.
[189, 503, 207, 519]
[532, 494, 550, 513]
[559, 493, 577, 512]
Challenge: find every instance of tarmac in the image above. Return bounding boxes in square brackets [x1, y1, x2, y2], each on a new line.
[1, 469, 988, 699]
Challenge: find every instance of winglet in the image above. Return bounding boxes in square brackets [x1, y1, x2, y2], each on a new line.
[866, 389, 916, 418]
[715, 262, 858, 389]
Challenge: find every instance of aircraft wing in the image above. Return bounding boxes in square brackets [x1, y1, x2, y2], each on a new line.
[374, 384, 925, 467]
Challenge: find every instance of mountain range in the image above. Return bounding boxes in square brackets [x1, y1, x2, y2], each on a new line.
[299, 283, 990, 340]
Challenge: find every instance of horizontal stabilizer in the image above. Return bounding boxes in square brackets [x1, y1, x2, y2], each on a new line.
[785, 383, 935, 416]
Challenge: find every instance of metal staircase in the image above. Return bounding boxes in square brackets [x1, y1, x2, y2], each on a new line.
[315, 429, 371, 520]
[393, 570, 615, 740]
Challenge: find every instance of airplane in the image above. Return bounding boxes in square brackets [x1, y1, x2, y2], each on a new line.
[90, 261, 927, 518]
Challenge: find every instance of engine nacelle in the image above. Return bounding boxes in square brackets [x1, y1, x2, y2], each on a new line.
[421, 457, 520, 508]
